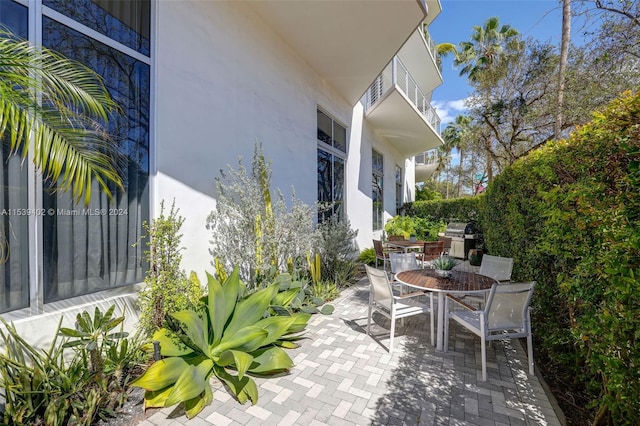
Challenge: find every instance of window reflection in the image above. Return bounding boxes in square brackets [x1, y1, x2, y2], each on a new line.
[44, 0, 150, 56]
[0, 0, 29, 313]
[42, 17, 150, 302]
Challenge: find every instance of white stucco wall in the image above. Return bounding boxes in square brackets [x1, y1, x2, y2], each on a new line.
[154, 1, 356, 276]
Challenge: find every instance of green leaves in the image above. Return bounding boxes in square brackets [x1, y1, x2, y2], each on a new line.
[0, 29, 122, 205]
[132, 267, 310, 418]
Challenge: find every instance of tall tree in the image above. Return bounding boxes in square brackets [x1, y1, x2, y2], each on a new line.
[555, 0, 572, 139]
[454, 17, 522, 84]
[442, 115, 472, 196]
[0, 29, 122, 205]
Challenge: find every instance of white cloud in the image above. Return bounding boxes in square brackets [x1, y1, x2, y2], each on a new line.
[433, 97, 470, 126]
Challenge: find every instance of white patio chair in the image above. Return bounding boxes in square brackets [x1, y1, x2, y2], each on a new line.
[365, 265, 434, 352]
[389, 252, 420, 294]
[464, 254, 515, 306]
[444, 281, 536, 381]
[479, 254, 514, 283]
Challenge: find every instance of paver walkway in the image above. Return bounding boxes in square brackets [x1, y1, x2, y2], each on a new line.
[137, 264, 563, 426]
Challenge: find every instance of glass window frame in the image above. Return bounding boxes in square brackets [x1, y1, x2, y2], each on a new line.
[372, 149, 384, 231]
[317, 108, 347, 223]
[0, 0, 153, 317]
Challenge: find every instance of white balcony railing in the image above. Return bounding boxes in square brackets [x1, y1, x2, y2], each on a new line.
[414, 149, 440, 165]
[363, 57, 441, 135]
[422, 27, 437, 63]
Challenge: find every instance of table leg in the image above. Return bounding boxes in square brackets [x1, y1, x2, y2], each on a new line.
[437, 292, 444, 351]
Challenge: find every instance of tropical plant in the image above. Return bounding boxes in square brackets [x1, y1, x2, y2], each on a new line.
[309, 280, 341, 304]
[454, 16, 522, 83]
[271, 272, 335, 315]
[431, 256, 458, 271]
[130, 268, 311, 418]
[357, 247, 377, 266]
[137, 200, 204, 335]
[0, 28, 122, 205]
[0, 308, 146, 425]
[58, 305, 128, 378]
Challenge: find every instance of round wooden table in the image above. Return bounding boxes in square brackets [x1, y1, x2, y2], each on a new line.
[396, 269, 497, 351]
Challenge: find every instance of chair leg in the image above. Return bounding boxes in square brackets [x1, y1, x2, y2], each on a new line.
[389, 310, 396, 352]
[527, 331, 534, 376]
[430, 294, 435, 347]
[367, 301, 372, 335]
[443, 297, 449, 351]
[481, 334, 487, 381]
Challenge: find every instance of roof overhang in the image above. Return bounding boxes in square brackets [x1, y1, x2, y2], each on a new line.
[247, 0, 428, 105]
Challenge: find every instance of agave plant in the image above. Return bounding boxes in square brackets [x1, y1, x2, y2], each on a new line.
[130, 267, 310, 418]
[431, 255, 458, 271]
[270, 271, 334, 315]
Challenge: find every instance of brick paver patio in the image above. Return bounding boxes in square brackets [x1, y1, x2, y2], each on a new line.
[136, 264, 562, 426]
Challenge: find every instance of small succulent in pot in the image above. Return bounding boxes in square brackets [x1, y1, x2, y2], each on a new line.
[431, 256, 458, 278]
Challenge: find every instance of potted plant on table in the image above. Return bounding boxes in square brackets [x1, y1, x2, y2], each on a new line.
[431, 255, 458, 279]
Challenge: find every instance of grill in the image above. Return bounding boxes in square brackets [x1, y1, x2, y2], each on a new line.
[442, 221, 479, 260]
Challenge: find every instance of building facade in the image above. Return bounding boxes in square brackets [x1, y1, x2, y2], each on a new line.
[0, 0, 443, 342]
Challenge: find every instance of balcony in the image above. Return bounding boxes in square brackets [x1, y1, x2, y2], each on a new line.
[363, 57, 443, 158]
[396, 27, 443, 96]
[414, 149, 440, 182]
[247, 0, 429, 105]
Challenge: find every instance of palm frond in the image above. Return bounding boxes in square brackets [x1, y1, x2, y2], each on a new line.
[0, 28, 122, 205]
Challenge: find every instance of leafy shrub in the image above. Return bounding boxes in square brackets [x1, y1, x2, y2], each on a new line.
[0, 307, 147, 425]
[137, 200, 203, 335]
[315, 216, 359, 285]
[207, 143, 318, 289]
[404, 196, 482, 224]
[384, 215, 445, 241]
[357, 247, 377, 266]
[131, 268, 310, 419]
[478, 91, 640, 424]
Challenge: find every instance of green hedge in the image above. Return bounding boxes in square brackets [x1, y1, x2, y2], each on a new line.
[404, 196, 482, 224]
[478, 91, 640, 424]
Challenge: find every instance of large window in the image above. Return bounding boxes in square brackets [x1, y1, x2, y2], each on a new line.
[0, 1, 29, 313]
[0, 0, 150, 312]
[317, 109, 346, 222]
[372, 149, 384, 231]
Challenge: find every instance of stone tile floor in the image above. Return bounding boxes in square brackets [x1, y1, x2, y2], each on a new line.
[135, 263, 563, 426]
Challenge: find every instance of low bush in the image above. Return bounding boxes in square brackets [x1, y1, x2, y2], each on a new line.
[384, 215, 445, 241]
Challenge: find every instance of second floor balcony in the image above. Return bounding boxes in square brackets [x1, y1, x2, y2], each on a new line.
[363, 57, 444, 158]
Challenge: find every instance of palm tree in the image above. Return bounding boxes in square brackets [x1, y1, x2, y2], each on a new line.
[454, 16, 522, 83]
[442, 115, 472, 196]
[0, 29, 122, 205]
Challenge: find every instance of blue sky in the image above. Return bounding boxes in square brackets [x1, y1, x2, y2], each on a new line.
[430, 0, 577, 126]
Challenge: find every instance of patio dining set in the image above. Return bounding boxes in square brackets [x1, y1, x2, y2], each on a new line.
[367, 238, 536, 382]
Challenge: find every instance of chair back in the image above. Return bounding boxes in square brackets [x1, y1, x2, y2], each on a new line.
[389, 252, 418, 274]
[388, 235, 406, 241]
[438, 236, 452, 251]
[422, 241, 444, 261]
[479, 254, 514, 282]
[372, 239, 385, 257]
[365, 265, 393, 304]
[484, 281, 535, 332]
